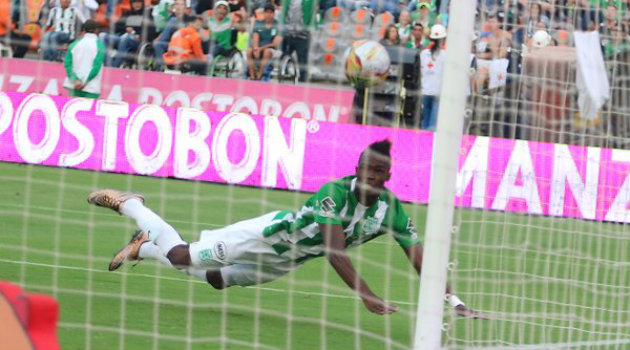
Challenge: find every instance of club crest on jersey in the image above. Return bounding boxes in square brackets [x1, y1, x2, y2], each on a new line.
[318, 197, 336, 218]
[199, 249, 213, 261]
[213, 241, 227, 261]
[362, 217, 379, 235]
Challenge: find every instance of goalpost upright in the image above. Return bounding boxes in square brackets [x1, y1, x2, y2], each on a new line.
[413, 0, 477, 348]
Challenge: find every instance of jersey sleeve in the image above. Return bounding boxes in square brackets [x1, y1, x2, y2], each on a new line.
[312, 182, 346, 225]
[390, 200, 421, 248]
[252, 20, 261, 34]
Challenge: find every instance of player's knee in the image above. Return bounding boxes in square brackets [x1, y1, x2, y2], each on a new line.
[206, 270, 227, 290]
[166, 244, 191, 267]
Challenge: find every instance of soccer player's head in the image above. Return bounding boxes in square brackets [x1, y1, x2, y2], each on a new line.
[355, 140, 392, 196]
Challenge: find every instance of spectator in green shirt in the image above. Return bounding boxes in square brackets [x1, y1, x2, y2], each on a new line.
[405, 22, 425, 49]
[247, 3, 282, 80]
[603, 24, 630, 58]
[411, 2, 435, 34]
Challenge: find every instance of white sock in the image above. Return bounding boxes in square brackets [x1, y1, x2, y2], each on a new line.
[121, 199, 186, 254]
[189, 269, 208, 282]
[138, 242, 208, 283]
[448, 294, 465, 307]
[138, 242, 172, 267]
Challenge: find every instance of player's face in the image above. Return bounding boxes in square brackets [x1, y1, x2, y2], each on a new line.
[60, 0, 71, 8]
[355, 154, 391, 197]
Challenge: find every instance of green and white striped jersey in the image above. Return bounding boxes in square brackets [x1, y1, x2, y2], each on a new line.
[263, 176, 420, 263]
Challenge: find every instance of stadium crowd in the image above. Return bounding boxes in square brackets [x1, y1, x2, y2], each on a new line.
[0, 0, 629, 142]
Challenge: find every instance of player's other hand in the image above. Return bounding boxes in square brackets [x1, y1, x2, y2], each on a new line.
[73, 80, 84, 90]
[454, 304, 489, 319]
[361, 294, 398, 315]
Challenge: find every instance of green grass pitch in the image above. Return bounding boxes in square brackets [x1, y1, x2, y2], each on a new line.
[1, 161, 629, 349]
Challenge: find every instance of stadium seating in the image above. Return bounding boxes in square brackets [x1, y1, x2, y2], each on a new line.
[323, 6, 347, 24]
[349, 23, 370, 40]
[372, 11, 395, 40]
[322, 21, 342, 37]
[373, 11, 394, 27]
[349, 8, 371, 24]
[554, 29, 570, 47]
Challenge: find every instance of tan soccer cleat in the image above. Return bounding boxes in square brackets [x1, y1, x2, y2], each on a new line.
[87, 189, 145, 214]
[108, 230, 149, 271]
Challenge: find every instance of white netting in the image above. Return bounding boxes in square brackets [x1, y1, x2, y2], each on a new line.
[446, 2, 630, 349]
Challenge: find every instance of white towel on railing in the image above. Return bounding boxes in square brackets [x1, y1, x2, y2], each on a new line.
[574, 31, 609, 121]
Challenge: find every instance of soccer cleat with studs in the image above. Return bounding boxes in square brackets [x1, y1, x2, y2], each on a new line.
[108, 230, 149, 271]
[87, 189, 145, 214]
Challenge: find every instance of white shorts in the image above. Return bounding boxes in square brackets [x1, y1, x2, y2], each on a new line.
[189, 211, 298, 286]
[477, 58, 491, 71]
[268, 48, 282, 59]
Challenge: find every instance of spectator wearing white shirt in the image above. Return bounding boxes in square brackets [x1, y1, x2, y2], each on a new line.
[42, 0, 86, 61]
[420, 24, 446, 130]
[63, 19, 105, 98]
[397, 10, 413, 44]
[52, 0, 99, 20]
[524, 2, 550, 40]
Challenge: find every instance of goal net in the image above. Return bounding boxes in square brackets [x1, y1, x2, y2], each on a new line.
[0, 0, 629, 350]
[443, 1, 630, 349]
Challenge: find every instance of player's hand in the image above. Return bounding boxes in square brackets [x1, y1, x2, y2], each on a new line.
[73, 80, 84, 90]
[454, 304, 489, 319]
[361, 294, 398, 315]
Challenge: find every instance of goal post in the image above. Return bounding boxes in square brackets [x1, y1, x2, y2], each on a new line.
[413, 0, 477, 348]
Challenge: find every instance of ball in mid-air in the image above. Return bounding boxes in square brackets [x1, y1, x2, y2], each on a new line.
[344, 40, 391, 88]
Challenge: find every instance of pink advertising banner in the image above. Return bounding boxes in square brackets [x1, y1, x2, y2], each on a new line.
[0, 58, 355, 123]
[3, 92, 630, 223]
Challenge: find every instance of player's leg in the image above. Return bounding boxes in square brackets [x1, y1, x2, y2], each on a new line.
[135, 241, 212, 282]
[207, 262, 295, 289]
[257, 49, 273, 80]
[87, 189, 191, 268]
[106, 232, 227, 288]
[246, 48, 257, 79]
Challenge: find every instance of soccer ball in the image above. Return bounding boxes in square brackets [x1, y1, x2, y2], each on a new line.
[344, 40, 390, 88]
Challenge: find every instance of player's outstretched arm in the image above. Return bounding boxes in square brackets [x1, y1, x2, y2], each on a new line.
[402, 244, 488, 319]
[320, 223, 398, 315]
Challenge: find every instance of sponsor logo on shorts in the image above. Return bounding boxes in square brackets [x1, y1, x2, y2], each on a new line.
[199, 249, 213, 261]
[213, 241, 227, 261]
